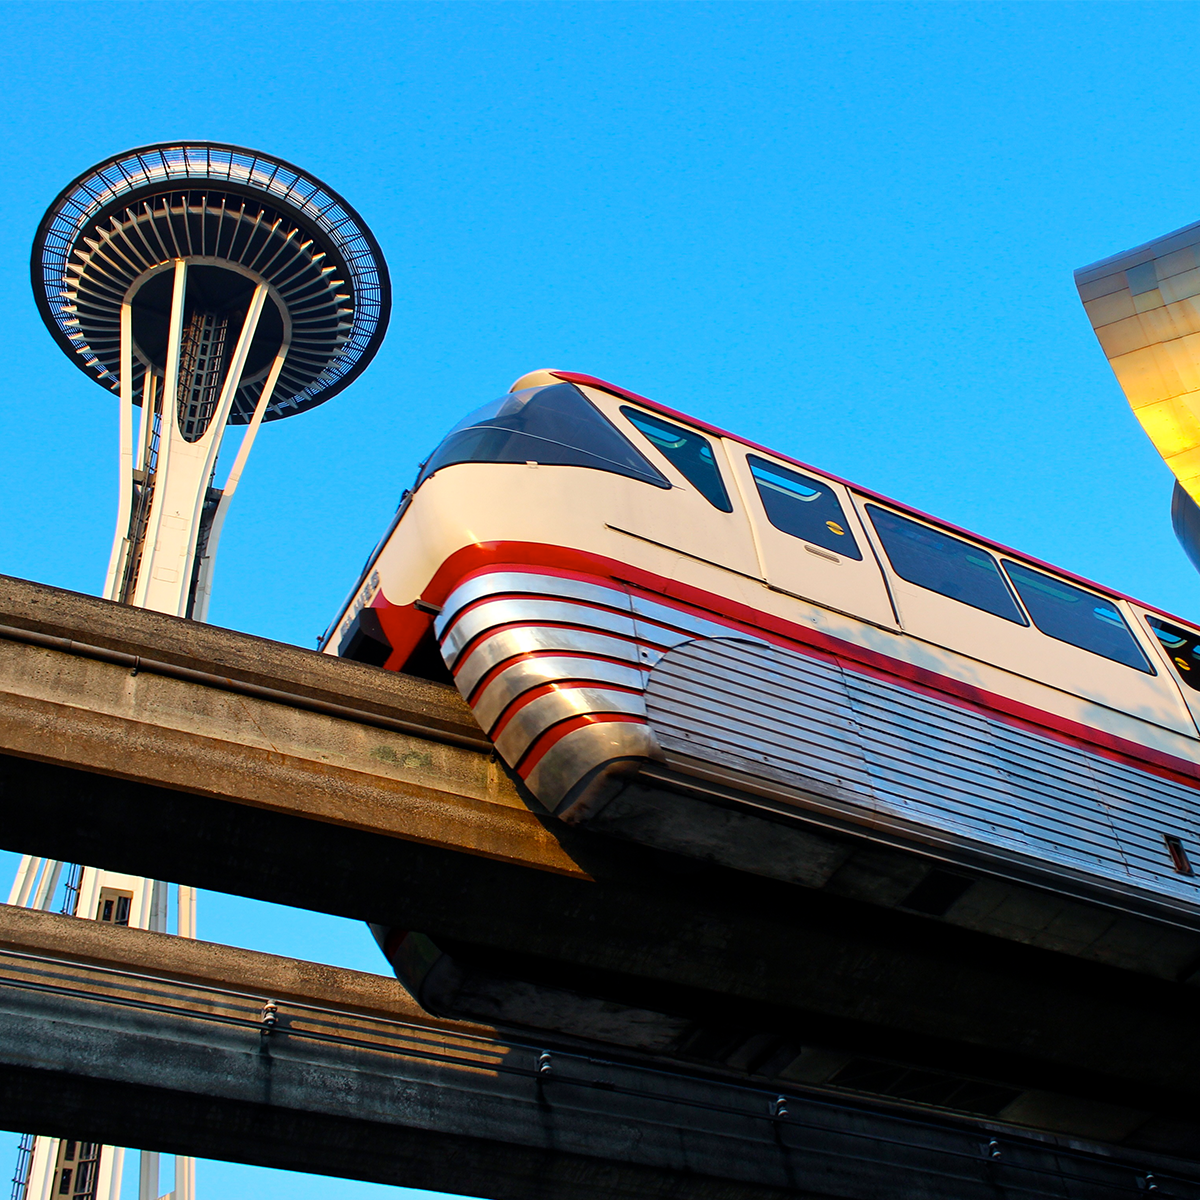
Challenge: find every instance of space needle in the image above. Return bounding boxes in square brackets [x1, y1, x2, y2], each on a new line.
[11, 142, 390, 1200]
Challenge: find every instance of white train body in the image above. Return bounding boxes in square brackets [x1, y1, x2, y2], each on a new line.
[326, 370, 1200, 930]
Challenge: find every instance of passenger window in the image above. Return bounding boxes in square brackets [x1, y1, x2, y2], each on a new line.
[1145, 616, 1200, 689]
[867, 505, 1025, 624]
[621, 407, 733, 511]
[1003, 561, 1153, 672]
[748, 456, 862, 559]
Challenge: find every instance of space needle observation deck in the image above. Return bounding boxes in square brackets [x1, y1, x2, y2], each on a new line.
[31, 141, 391, 620]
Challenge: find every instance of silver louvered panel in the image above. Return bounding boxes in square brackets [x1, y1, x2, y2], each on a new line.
[1087, 753, 1200, 902]
[436, 572, 633, 638]
[645, 637, 1200, 910]
[453, 626, 651, 698]
[472, 656, 648, 732]
[630, 594, 745, 644]
[493, 686, 648, 763]
[441, 598, 639, 667]
[844, 674, 1114, 873]
[646, 640, 875, 806]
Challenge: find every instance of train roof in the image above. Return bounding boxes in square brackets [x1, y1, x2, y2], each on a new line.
[552, 370, 1189, 628]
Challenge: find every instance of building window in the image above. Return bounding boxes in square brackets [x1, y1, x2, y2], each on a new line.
[52, 1140, 101, 1200]
[96, 888, 133, 926]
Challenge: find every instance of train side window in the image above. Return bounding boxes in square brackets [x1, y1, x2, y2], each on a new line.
[1003, 561, 1153, 672]
[1145, 616, 1200, 690]
[747, 456, 862, 559]
[416, 383, 669, 490]
[867, 505, 1026, 623]
[620, 407, 733, 512]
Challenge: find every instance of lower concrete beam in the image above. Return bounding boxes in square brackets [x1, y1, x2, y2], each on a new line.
[9, 748, 1200, 1129]
[0, 907, 1192, 1200]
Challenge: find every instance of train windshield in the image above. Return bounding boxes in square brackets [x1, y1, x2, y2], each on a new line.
[621, 407, 733, 511]
[415, 383, 669, 490]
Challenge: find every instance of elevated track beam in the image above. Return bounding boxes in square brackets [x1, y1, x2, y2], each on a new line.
[4, 575, 1200, 1153]
[0, 905, 1193, 1200]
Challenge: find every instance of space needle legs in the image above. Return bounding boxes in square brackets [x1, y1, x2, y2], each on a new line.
[18, 264, 291, 1200]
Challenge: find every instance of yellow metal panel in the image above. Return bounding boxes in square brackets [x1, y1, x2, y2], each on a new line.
[1077, 223, 1200, 506]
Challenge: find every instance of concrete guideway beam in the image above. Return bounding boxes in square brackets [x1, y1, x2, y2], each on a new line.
[0, 574, 585, 877]
[0, 905, 1193, 1200]
[9, 574, 1200, 1142]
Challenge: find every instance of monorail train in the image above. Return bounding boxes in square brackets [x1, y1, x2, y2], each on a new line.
[324, 368, 1200, 965]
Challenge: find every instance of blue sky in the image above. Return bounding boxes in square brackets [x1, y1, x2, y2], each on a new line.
[2, 1, 1200, 1196]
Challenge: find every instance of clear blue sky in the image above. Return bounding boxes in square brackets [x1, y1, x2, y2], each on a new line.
[2, 1, 1199, 1195]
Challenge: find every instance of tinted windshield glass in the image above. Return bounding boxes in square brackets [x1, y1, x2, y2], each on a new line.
[621, 407, 732, 511]
[867, 506, 1025, 623]
[1004, 561, 1151, 672]
[1147, 615, 1200, 692]
[748, 456, 862, 558]
[416, 383, 669, 490]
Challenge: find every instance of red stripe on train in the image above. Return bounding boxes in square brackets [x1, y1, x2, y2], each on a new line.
[515, 712, 647, 777]
[419, 541, 1200, 791]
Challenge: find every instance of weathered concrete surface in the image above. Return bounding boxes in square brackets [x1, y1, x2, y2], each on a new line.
[0, 906, 1195, 1200]
[0, 574, 586, 877]
[0, 573, 473, 736]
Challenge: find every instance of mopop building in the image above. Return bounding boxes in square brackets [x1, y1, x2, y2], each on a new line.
[12, 142, 390, 1200]
[1075, 225, 1200, 574]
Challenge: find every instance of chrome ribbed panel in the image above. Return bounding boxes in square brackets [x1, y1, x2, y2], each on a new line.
[438, 570, 674, 809]
[434, 572, 631, 637]
[645, 639, 874, 805]
[472, 656, 647, 732]
[454, 627, 651, 698]
[441, 598, 639, 668]
[645, 637, 1200, 907]
[1088, 753, 1200, 899]
[843, 673, 1112, 871]
[494, 686, 648, 763]
[631, 594, 749, 644]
